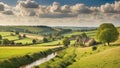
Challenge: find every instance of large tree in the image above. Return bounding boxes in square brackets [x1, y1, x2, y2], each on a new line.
[63, 37, 70, 47]
[96, 23, 119, 45]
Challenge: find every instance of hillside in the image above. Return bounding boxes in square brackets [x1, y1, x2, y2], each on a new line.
[68, 46, 120, 68]
[0, 26, 56, 35]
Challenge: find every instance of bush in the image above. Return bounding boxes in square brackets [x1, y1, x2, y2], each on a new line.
[63, 37, 70, 47]
[32, 39, 37, 44]
[43, 38, 48, 43]
[2, 39, 10, 45]
[23, 34, 26, 38]
[92, 46, 97, 51]
[0, 35, 2, 40]
[15, 31, 19, 35]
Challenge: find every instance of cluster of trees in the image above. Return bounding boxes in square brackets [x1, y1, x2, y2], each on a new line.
[0, 38, 15, 45]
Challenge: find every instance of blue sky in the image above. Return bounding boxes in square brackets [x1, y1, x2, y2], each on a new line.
[0, 0, 116, 6]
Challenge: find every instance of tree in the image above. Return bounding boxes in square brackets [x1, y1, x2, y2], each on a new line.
[23, 34, 26, 38]
[18, 35, 22, 39]
[32, 39, 36, 44]
[2, 39, 10, 45]
[96, 23, 119, 45]
[81, 33, 88, 45]
[15, 31, 19, 35]
[0, 35, 2, 40]
[63, 37, 70, 47]
[43, 37, 48, 42]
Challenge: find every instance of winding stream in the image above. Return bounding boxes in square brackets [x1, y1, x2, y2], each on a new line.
[20, 53, 57, 68]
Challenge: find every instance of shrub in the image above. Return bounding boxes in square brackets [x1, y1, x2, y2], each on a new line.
[0, 35, 2, 40]
[2, 39, 10, 45]
[32, 39, 37, 44]
[63, 37, 70, 47]
[92, 46, 97, 51]
[15, 31, 19, 35]
[43, 37, 48, 43]
[23, 34, 26, 38]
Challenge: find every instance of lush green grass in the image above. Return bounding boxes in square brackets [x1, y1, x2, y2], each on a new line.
[34, 40, 62, 46]
[67, 46, 120, 68]
[15, 38, 33, 44]
[0, 46, 58, 61]
[3, 36, 18, 40]
[0, 32, 12, 37]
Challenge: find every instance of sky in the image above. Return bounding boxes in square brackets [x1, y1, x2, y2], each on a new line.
[0, 0, 119, 27]
[0, 0, 116, 6]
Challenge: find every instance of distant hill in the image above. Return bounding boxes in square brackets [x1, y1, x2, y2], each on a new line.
[0, 26, 56, 35]
[54, 26, 97, 31]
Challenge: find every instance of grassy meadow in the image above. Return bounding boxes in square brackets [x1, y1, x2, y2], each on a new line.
[0, 46, 59, 61]
[36, 27, 120, 68]
[0, 26, 119, 68]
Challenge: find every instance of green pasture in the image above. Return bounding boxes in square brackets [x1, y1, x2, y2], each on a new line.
[0, 46, 58, 61]
[15, 38, 33, 44]
[68, 46, 120, 68]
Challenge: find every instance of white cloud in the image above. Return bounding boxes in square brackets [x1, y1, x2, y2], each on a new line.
[0, 0, 120, 26]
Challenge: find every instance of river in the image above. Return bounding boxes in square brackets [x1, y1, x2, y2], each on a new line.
[20, 53, 57, 68]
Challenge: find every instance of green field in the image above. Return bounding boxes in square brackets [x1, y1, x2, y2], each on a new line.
[0, 32, 40, 44]
[15, 38, 33, 44]
[68, 46, 120, 68]
[0, 46, 58, 61]
[0, 27, 119, 68]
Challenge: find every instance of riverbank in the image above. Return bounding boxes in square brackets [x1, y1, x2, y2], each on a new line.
[0, 47, 64, 68]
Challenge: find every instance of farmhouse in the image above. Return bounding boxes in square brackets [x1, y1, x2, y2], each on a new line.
[69, 34, 96, 46]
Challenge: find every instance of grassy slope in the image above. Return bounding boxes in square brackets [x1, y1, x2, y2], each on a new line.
[68, 46, 120, 68]
[67, 27, 120, 68]
[0, 46, 58, 61]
